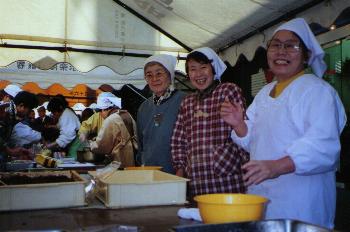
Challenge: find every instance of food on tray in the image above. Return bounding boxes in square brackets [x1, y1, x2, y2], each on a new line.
[0, 171, 74, 185]
[41, 149, 52, 157]
[35, 154, 59, 168]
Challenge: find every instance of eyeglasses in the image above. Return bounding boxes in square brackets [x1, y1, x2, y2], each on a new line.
[267, 39, 301, 53]
[145, 71, 167, 81]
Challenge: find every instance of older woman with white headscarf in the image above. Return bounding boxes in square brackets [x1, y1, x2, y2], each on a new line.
[136, 54, 186, 174]
[171, 47, 249, 198]
[220, 18, 347, 228]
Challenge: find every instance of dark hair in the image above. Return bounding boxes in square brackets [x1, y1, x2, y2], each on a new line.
[55, 94, 68, 108]
[185, 51, 216, 76]
[81, 108, 95, 122]
[42, 127, 60, 142]
[37, 106, 46, 112]
[14, 91, 38, 109]
[0, 89, 8, 100]
[47, 97, 67, 113]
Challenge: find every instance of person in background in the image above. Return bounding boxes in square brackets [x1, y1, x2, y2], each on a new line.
[78, 94, 109, 143]
[136, 54, 186, 174]
[11, 105, 41, 148]
[89, 92, 137, 167]
[0, 84, 22, 124]
[171, 47, 249, 199]
[0, 91, 38, 166]
[220, 18, 346, 229]
[33, 106, 54, 132]
[46, 96, 81, 157]
[27, 109, 36, 128]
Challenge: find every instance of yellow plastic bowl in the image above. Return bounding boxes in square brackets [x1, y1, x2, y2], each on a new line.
[194, 193, 268, 224]
[124, 166, 162, 170]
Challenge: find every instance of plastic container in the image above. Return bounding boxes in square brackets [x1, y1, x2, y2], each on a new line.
[0, 170, 86, 211]
[124, 166, 162, 170]
[91, 170, 188, 208]
[194, 193, 268, 224]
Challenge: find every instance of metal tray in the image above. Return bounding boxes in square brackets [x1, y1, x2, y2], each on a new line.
[5, 160, 36, 171]
[173, 219, 335, 232]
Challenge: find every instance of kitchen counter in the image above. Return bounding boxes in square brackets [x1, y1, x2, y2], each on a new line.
[0, 204, 199, 231]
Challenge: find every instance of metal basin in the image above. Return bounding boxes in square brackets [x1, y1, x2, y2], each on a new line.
[173, 219, 335, 232]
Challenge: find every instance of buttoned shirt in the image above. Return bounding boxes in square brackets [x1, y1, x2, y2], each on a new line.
[171, 82, 249, 197]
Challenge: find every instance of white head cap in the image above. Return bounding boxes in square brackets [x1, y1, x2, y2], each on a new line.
[191, 47, 227, 81]
[96, 92, 121, 110]
[144, 54, 177, 82]
[4, 84, 22, 98]
[274, 18, 326, 78]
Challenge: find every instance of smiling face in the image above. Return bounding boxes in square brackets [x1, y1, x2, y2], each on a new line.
[144, 63, 171, 97]
[267, 30, 306, 82]
[187, 59, 214, 91]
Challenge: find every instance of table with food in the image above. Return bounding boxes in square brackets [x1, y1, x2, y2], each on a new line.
[0, 161, 336, 232]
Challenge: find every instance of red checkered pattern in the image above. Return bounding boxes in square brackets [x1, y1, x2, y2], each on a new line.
[171, 83, 249, 197]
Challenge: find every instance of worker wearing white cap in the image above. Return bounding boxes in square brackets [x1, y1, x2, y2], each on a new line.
[136, 54, 186, 174]
[1, 84, 22, 123]
[4, 84, 22, 98]
[221, 18, 346, 228]
[89, 92, 137, 167]
[78, 92, 120, 143]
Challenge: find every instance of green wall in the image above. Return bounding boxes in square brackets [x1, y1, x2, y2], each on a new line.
[324, 39, 350, 115]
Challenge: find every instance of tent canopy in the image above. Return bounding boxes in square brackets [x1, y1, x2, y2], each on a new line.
[0, 0, 349, 90]
[0, 0, 329, 71]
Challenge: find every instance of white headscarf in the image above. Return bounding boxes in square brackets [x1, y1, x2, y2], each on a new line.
[274, 18, 326, 78]
[96, 92, 121, 110]
[4, 84, 22, 98]
[191, 47, 227, 81]
[144, 54, 177, 82]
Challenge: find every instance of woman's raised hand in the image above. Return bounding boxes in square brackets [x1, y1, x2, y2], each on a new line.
[220, 97, 246, 131]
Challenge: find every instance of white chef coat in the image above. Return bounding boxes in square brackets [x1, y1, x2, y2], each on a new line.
[56, 108, 81, 148]
[231, 73, 346, 229]
[11, 121, 41, 147]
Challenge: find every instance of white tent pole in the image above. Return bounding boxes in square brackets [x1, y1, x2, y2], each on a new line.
[125, 84, 148, 100]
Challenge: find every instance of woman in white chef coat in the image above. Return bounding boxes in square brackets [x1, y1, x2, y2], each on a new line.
[220, 18, 347, 229]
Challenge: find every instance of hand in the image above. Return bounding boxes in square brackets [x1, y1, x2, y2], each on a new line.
[242, 157, 295, 186]
[45, 142, 58, 150]
[242, 160, 278, 186]
[7, 147, 31, 160]
[176, 168, 184, 177]
[79, 133, 87, 142]
[220, 97, 247, 136]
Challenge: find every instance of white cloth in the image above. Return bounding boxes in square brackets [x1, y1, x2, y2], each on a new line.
[231, 74, 346, 229]
[96, 92, 121, 110]
[274, 18, 326, 78]
[56, 108, 81, 148]
[144, 54, 177, 81]
[192, 47, 227, 81]
[10, 122, 41, 147]
[4, 84, 22, 98]
[177, 208, 202, 221]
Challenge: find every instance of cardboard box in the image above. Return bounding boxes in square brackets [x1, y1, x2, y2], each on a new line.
[92, 170, 188, 208]
[0, 171, 86, 211]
